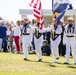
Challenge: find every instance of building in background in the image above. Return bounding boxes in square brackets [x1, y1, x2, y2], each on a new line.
[19, 9, 76, 27]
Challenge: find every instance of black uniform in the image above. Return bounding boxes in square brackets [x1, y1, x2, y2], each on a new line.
[58, 26, 66, 56]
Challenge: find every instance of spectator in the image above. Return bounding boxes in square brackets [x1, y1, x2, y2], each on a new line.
[41, 40, 51, 56]
[12, 21, 21, 53]
[58, 22, 66, 56]
[7, 27, 14, 53]
[0, 20, 8, 52]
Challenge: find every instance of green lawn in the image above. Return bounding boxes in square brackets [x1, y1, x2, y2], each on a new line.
[0, 52, 76, 75]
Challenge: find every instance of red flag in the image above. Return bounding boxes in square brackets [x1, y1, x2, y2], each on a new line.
[30, 0, 44, 29]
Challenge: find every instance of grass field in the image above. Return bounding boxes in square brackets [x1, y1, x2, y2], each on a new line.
[0, 52, 76, 75]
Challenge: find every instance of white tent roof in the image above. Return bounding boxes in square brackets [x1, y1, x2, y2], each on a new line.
[19, 9, 76, 16]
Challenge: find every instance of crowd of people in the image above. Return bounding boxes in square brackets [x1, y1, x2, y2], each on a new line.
[0, 16, 76, 65]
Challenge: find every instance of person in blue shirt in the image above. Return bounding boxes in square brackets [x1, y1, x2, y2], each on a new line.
[41, 40, 51, 56]
[0, 20, 7, 52]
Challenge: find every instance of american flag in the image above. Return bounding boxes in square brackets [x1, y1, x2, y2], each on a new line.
[30, 0, 44, 29]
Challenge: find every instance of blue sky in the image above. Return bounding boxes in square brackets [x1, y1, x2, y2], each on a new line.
[0, 0, 75, 22]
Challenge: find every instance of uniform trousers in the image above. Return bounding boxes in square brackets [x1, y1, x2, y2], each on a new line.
[34, 35, 43, 60]
[66, 37, 76, 63]
[51, 36, 61, 62]
[22, 35, 31, 59]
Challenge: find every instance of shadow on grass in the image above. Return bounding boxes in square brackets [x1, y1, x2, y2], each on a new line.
[54, 62, 63, 65]
[55, 62, 73, 66]
[24, 60, 52, 64]
[29, 60, 51, 64]
[67, 66, 76, 69]
[41, 61, 56, 67]
[24, 60, 56, 67]
[48, 64, 56, 67]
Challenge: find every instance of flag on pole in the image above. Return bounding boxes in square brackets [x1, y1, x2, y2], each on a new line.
[30, 0, 44, 29]
[52, 0, 73, 29]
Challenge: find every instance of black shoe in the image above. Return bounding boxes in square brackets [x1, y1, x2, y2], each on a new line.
[24, 58, 29, 61]
[64, 62, 69, 64]
[56, 57, 59, 60]
[38, 59, 42, 62]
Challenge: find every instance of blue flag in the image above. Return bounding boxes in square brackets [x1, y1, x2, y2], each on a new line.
[52, 0, 73, 29]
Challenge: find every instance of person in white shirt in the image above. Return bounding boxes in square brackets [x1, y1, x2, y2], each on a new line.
[64, 17, 76, 65]
[48, 19, 62, 62]
[33, 18, 45, 61]
[21, 17, 33, 60]
[12, 21, 21, 53]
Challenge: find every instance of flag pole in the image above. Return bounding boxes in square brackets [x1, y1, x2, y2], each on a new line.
[52, 0, 55, 39]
